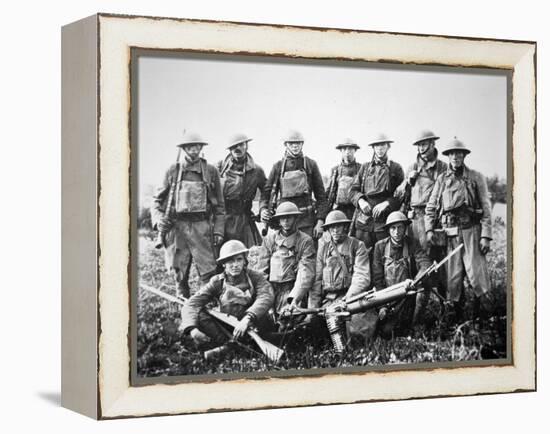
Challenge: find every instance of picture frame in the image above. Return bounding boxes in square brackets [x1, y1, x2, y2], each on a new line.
[61, 13, 536, 419]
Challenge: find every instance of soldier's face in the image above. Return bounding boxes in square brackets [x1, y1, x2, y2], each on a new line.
[279, 216, 297, 232]
[373, 143, 390, 159]
[183, 144, 203, 160]
[329, 224, 346, 243]
[223, 254, 246, 277]
[448, 150, 466, 168]
[340, 146, 356, 161]
[229, 142, 248, 159]
[285, 141, 304, 156]
[417, 140, 435, 155]
[389, 222, 406, 244]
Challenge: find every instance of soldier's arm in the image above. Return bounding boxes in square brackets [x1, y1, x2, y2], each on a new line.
[386, 162, 405, 211]
[424, 175, 443, 233]
[371, 241, 386, 290]
[259, 162, 279, 211]
[179, 276, 222, 334]
[150, 165, 174, 229]
[288, 236, 316, 303]
[345, 240, 371, 298]
[350, 164, 367, 207]
[310, 159, 329, 221]
[308, 239, 326, 309]
[209, 166, 226, 237]
[477, 172, 493, 240]
[245, 270, 275, 321]
[255, 238, 272, 276]
[394, 163, 414, 202]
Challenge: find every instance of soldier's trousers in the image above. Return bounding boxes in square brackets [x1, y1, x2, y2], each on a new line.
[164, 219, 218, 298]
[445, 224, 492, 303]
[224, 212, 262, 248]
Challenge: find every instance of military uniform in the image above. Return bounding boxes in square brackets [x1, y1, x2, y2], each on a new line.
[327, 161, 362, 220]
[260, 153, 329, 237]
[218, 153, 266, 247]
[180, 268, 274, 345]
[257, 229, 316, 315]
[350, 157, 405, 249]
[151, 156, 225, 297]
[372, 235, 431, 337]
[425, 164, 492, 304]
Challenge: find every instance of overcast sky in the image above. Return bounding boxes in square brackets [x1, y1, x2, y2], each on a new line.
[136, 53, 508, 198]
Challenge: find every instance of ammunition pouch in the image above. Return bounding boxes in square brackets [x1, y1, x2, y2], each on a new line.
[281, 169, 309, 199]
[335, 175, 354, 205]
[175, 180, 208, 214]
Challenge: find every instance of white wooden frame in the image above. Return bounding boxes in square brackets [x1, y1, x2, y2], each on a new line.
[61, 13, 536, 419]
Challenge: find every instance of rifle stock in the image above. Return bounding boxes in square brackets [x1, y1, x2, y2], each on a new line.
[141, 283, 283, 363]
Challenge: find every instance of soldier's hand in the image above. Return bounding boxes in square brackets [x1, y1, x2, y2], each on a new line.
[378, 307, 388, 321]
[233, 316, 251, 340]
[158, 215, 174, 233]
[479, 237, 491, 255]
[313, 220, 324, 239]
[190, 328, 211, 346]
[260, 208, 272, 223]
[426, 230, 435, 246]
[213, 235, 224, 247]
[372, 201, 390, 219]
[358, 198, 371, 214]
[407, 170, 419, 185]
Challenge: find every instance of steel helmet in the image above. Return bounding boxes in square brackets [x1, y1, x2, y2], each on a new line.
[383, 211, 410, 229]
[335, 138, 360, 150]
[442, 137, 471, 156]
[272, 202, 302, 219]
[322, 210, 352, 229]
[227, 133, 252, 149]
[283, 130, 305, 143]
[412, 130, 440, 146]
[367, 133, 394, 147]
[177, 131, 209, 148]
[217, 240, 249, 264]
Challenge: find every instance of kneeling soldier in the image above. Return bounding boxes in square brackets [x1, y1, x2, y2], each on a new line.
[217, 133, 266, 247]
[258, 202, 316, 317]
[309, 210, 371, 348]
[372, 211, 431, 337]
[180, 240, 275, 348]
[151, 132, 225, 298]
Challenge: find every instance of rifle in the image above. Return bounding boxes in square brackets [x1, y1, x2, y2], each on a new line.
[261, 155, 286, 236]
[326, 165, 339, 211]
[141, 283, 284, 363]
[348, 207, 359, 237]
[155, 148, 183, 249]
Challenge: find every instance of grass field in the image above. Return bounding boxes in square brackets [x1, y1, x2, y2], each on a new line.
[136, 219, 507, 378]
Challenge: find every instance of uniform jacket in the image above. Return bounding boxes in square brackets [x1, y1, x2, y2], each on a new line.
[424, 165, 492, 239]
[327, 160, 362, 209]
[395, 153, 448, 208]
[151, 157, 225, 237]
[260, 153, 329, 221]
[309, 233, 370, 308]
[179, 268, 274, 333]
[257, 229, 316, 303]
[350, 158, 405, 224]
[216, 153, 266, 214]
[372, 236, 431, 290]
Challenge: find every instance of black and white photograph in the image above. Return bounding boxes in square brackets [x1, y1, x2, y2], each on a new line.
[132, 51, 509, 380]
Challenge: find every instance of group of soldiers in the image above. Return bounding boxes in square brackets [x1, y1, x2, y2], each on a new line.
[151, 128, 494, 353]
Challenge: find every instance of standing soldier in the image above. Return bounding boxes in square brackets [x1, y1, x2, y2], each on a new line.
[326, 138, 362, 220]
[372, 211, 432, 338]
[425, 138, 493, 322]
[180, 240, 274, 349]
[217, 133, 266, 247]
[257, 202, 316, 319]
[308, 210, 373, 345]
[260, 130, 329, 239]
[350, 134, 405, 251]
[151, 132, 225, 298]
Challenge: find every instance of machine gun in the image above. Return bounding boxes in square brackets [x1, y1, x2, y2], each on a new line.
[141, 283, 284, 364]
[281, 243, 464, 352]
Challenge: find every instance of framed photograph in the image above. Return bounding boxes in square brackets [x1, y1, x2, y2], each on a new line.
[61, 13, 536, 419]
